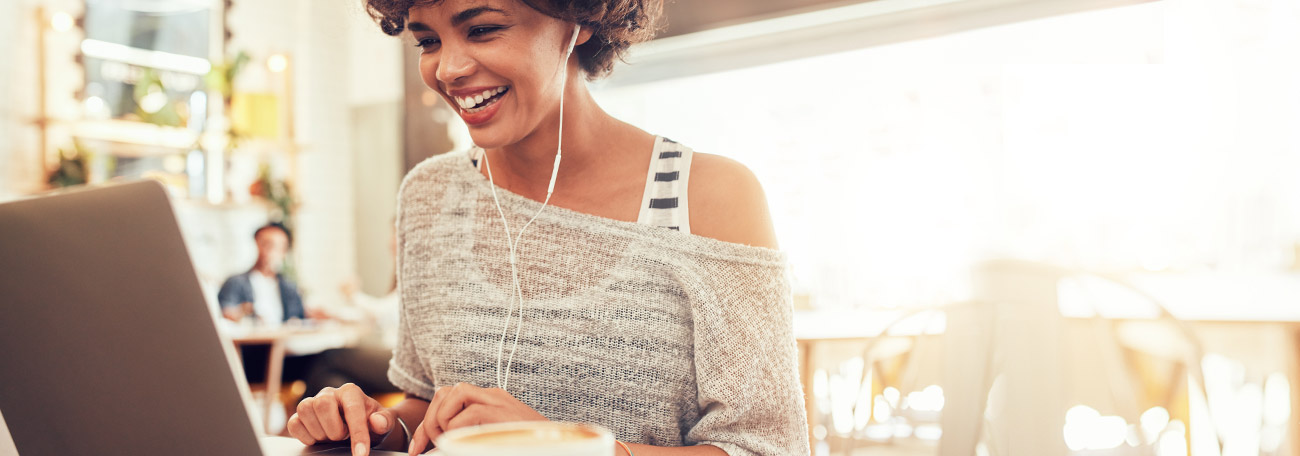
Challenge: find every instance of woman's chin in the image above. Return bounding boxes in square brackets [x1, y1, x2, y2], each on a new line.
[466, 128, 521, 150]
[467, 133, 507, 149]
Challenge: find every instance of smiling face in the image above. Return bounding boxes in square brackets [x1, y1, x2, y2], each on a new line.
[408, 0, 581, 148]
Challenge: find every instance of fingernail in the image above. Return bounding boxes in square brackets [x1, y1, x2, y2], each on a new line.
[354, 441, 367, 456]
[372, 413, 389, 431]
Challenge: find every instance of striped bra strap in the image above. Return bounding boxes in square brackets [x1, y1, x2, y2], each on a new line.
[636, 136, 693, 233]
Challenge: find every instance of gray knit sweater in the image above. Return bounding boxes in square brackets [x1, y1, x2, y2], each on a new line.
[387, 149, 809, 456]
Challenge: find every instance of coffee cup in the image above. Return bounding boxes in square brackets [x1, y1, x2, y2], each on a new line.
[434, 421, 615, 456]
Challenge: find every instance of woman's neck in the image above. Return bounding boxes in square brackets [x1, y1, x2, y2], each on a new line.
[483, 84, 629, 199]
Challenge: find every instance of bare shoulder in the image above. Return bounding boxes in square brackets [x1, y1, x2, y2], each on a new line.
[687, 152, 779, 249]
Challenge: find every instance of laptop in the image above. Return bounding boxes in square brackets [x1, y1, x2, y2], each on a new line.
[0, 180, 405, 455]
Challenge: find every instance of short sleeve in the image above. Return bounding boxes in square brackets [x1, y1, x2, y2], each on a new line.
[216, 276, 242, 309]
[387, 313, 438, 400]
[682, 255, 810, 456]
[386, 194, 438, 401]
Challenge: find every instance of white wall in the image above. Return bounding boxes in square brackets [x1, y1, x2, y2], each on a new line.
[347, 3, 404, 107]
[347, 3, 404, 297]
[350, 103, 402, 296]
[289, 0, 356, 307]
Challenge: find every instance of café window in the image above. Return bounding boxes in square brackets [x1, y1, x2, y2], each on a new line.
[82, 0, 212, 124]
[591, 0, 1300, 311]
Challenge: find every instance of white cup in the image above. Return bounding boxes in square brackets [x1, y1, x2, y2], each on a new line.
[434, 421, 615, 456]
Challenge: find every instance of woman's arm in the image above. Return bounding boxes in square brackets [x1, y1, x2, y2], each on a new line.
[686, 153, 779, 249]
[405, 383, 735, 456]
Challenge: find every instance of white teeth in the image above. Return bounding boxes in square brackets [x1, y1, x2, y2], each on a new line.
[454, 86, 508, 111]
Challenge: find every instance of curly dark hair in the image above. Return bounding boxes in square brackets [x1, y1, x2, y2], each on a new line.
[364, 0, 663, 79]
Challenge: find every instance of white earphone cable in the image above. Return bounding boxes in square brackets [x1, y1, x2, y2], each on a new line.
[486, 24, 581, 391]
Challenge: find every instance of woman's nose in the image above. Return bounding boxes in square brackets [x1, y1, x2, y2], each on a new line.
[435, 43, 475, 84]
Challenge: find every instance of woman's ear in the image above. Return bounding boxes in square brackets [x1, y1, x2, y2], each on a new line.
[576, 25, 594, 46]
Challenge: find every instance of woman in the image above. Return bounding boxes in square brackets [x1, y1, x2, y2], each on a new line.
[287, 1, 808, 455]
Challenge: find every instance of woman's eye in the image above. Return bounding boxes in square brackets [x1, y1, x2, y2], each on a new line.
[414, 38, 440, 50]
[468, 26, 502, 38]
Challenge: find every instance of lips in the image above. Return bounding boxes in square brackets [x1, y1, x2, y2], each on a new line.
[449, 86, 510, 126]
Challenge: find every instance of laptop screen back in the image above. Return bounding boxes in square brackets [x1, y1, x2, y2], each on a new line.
[0, 181, 262, 455]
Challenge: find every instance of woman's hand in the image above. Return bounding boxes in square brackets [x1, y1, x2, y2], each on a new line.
[287, 383, 401, 456]
[408, 382, 547, 454]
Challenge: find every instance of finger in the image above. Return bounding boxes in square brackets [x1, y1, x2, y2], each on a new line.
[420, 386, 451, 445]
[422, 416, 447, 452]
[408, 421, 430, 455]
[313, 389, 348, 441]
[369, 408, 397, 437]
[297, 398, 329, 442]
[286, 414, 316, 446]
[435, 383, 489, 432]
[338, 383, 375, 456]
[444, 404, 485, 430]
[410, 387, 452, 455]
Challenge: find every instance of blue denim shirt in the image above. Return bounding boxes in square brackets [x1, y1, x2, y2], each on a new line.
[216, 271, 304, 322]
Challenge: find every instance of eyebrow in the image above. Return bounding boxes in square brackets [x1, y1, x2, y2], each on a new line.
[407, 6, 508, 33]
[451, 6, 508, 27]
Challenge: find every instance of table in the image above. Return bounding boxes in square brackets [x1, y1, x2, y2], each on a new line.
[231, 330, 290, 434]
[260, 436, 414, 455]
[792, 268, 1300, 454]
[794, 308, 945, 450]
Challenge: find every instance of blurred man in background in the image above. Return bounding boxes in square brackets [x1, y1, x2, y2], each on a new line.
[218, 222, 304, 326]
[218, 222, 311, 387]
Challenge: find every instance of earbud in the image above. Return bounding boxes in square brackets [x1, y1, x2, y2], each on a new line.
[548, 24, 579, 195]
[566, 24, 580, 58]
